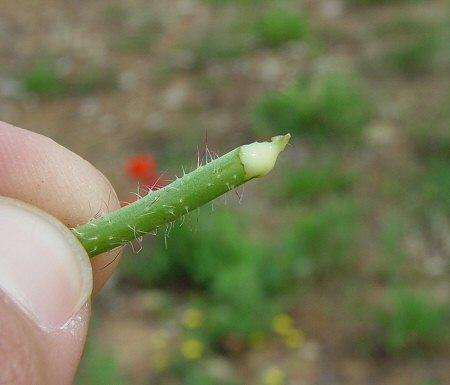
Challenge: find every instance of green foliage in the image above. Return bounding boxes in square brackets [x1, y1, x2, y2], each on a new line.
[120, 218, 197, 286]
[21, 60, 117, 97]
[378, 214, 406, 281]
[252, 72, 371, 142]
[120, 209, 282, 346]
[412, 123, 450, 161]
[22, 61, 61, 96]
[255, 10, 308, 47]
[277, 159, 355, 201]
[204, 257, 280, 345]
[367, 287, 450, 354]
[121, 210, 257, 288]
[121, 200, 359, 345]
[377, 18, 444, 75]
[386, 36, 440, 74]
[76, 339, 126, 385]
[281, 199, 359, 280]
[419, 379, 440, 385]
[419, 159, 450, 214]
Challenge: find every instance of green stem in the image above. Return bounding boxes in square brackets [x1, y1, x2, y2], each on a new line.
[73, 134, 290, 257]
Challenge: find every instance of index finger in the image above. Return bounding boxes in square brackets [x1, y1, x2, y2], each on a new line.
[0, 121, 122, 294]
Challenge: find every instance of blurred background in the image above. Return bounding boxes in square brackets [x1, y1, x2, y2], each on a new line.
[1, 0, 449, 384]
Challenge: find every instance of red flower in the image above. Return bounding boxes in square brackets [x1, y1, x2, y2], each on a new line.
[122, 153, 170, 206]
[126, 154, 157, 181]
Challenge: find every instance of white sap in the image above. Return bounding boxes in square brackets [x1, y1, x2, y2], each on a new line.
[240, 134, 291, 178]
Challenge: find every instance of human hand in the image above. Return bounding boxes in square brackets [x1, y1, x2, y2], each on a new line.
[0, 122, 122, 384]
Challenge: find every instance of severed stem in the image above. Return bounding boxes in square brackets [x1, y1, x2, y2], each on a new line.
[73, 134, 290, 257]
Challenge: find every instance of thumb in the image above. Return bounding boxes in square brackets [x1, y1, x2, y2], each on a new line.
[0, 197, 93, 385]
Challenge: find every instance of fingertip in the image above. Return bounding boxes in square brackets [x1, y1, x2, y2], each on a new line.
[0, 197, 92, 384]
[0, 122, 122, 293]
[0, 197, 92, 330]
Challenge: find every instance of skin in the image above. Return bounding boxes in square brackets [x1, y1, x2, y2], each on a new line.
[0, 121, 122, 384]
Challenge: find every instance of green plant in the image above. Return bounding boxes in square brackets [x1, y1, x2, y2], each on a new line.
[76, 337, 126, 385]
[120, 209, 252, 287]
[412, 124, 450, 161]
[21, 61, 61, 96]
[419, 159, 450, 214]
[255, 10, 308, 47]
[121, 209, 261, 284]
[419, 379, 440, 385]
[120, 207, 283, 346]
[119, 219, 196, 287]
[386, 36, 440, 74]
[21, 60, 117, 97]
[367, 287, 450, 354]
[377, 213, 407, 282]
[276, 159, 355, 201]
[252, 72, 371, 142]
[205, 253, 280, 345]
[376, 18, 444, 75]
[281, 199, 359, 280]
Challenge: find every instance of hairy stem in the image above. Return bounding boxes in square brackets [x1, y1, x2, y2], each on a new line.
[73, 134, 290, 257]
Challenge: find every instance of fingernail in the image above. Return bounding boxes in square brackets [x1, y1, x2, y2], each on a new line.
[0, 197, 92, 330]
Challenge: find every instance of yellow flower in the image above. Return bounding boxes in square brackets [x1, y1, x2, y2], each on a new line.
[283, 328, 305, 349]
[272, 314, 294, 336]
[262, 367, 285, 385]
[152, 352, 169, 373]
[181, 308, 204, 329]
[180, 338, 204, 360]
